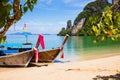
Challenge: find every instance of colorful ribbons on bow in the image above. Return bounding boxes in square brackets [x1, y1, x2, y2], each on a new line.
[34, 34, 45, 63]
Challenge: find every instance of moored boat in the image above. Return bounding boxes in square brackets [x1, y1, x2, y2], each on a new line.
[32, 34, 69, 63]
[0, 42, 34, 67]
[32, 48, 60, 62]
[0, 50, 34, 67]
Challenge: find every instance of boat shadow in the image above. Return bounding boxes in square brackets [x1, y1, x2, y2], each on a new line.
[28, 59, 70, 67]
[54, 59, 70, 63]
[0, 63, 48, 68]
[0, 60, 70, 68]
[28, 62, 48, 67]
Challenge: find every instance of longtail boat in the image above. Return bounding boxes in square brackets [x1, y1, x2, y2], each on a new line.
[0, 43, 34, 67]
[32, 34, 69, 62]
[0, 24, 35, 67]
[0, 50, 34, 67]
[32, 48, 60, 62]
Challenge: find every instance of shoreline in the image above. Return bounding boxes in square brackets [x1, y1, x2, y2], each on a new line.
[0, 54, 120, 80]
[79, 52, 120, 61]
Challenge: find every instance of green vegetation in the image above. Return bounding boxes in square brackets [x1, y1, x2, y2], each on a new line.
[59, 0, 120, 42]
[58, 0, 111, 36]
[58, 19, 73, 36]
[74, 0, 111, 36]
[91, 6, 120, 42]
[74, 0, 110, 25]
[58, 28, 73, 36]
[0, 0, 37, 43]
[76, 0, 120, 42]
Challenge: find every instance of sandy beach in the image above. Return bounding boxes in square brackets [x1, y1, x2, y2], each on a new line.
[0, 55, 120, 80]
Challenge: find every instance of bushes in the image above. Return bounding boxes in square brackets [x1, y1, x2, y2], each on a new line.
[58, 28, 72, 36]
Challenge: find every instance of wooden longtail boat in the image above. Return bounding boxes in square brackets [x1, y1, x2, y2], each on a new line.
[32, 48, 60, 62]
[32, 34, 69, 62]
[0, 43, 35, 67]
[0, 50, 34, 67]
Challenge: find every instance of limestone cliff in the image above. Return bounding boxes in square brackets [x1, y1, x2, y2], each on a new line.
[72, 18, 85, 35]
[72, 0, 110, 35]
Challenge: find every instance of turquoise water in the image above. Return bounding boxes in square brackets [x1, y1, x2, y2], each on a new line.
[5, 35, 120, 61]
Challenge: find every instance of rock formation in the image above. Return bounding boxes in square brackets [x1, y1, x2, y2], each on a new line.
[66, 20, 72, 30]
[72, 18, 86, 35]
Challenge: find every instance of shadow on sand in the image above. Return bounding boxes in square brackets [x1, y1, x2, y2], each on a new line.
[93, 72, 120, 80]
[0, 60, 70, 68]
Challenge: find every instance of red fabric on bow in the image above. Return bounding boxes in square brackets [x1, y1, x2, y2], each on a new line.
[60, 46, 64, 59]
[39, 34, 45, 50]
[34, 34, 45, 63]
[61, 51, 64, 58]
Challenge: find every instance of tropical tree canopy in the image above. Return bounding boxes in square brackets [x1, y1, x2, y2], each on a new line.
[0, 0, 37, 43]
[91, 6, 120, 42]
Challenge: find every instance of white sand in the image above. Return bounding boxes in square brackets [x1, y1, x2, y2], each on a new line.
[0, 55, 120, 80]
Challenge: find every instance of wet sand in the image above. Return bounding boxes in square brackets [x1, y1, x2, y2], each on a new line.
[0, 55, 120, 80]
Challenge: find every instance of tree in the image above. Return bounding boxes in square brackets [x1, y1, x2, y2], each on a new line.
[0, 0, 37, 43]
[91, 5, 120, 42]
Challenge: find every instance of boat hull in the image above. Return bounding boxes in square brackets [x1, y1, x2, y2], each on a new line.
[32, 48, 60, 62]
[0, 50, 34, 67]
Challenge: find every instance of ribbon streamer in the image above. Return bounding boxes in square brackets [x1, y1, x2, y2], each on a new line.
[39, 34, 45, 50]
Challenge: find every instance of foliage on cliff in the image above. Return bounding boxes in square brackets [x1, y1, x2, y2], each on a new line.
[58, 19, 73, 36]
[75, 0, 120, 42]
[74, 0, 111, 36]
[58, 0, 111, 36]
[58, 28, 72, 36]
[74, 0, 110, 25]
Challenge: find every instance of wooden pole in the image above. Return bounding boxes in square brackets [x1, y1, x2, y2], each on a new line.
[60, 34, 69, 51]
